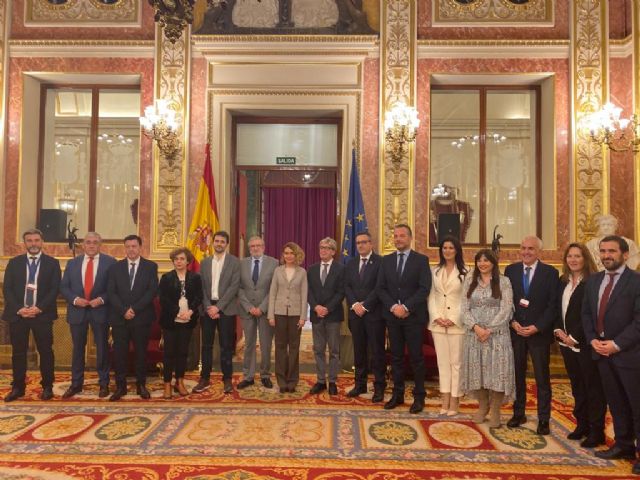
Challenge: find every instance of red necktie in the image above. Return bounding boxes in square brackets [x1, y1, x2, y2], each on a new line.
[84, 256, 94, 300]
[596, 272, 617, 336]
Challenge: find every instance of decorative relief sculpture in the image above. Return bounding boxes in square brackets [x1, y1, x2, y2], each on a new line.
[585, 215, 640, 270]
[25, 0, 139, 24]
[434, 0, 552, 24]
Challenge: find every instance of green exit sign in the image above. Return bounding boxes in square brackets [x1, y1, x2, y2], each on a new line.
[276, 156, 296, 165]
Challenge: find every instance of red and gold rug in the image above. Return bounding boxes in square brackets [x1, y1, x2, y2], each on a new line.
[0, 371, 634, 480]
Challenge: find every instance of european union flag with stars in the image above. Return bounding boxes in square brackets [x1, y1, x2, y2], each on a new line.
[341, 147, 368, 264]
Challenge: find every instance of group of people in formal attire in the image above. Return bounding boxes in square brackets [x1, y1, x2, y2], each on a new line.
[2, 225, 640, 475]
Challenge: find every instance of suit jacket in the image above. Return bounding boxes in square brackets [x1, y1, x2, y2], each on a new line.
[554, 279, 587, 346]
[268, 265, 308, 320]
[427, 265, 465, 334]
[582, 267, 640, 368]
[60, 253, 117, 325]
[307, 261, 345, 323]
[158, 270, 202, 329]
[2, 253, 61, 323]
[344, 253, 382, 321]
[237, 255, 278, 319]
[505, 261, 559, 344]
[200, 253, 240, 316]
[107, 257, 159, 326]
[376, 250, 432, 324]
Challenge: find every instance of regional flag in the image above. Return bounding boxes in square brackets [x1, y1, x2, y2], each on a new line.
[341, 146, 368, 263]
[186, 144, 220, 271]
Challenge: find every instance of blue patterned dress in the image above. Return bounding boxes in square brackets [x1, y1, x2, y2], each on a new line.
[459, 275, 515, 400]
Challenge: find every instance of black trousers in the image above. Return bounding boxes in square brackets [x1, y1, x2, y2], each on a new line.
[200, 313, 235, 381]
[598, 357, 640, 453]
[9, 318, 55, 389]
[162, 326, 193, 382]
[387, 318, 425, 398]
[560, 345, 606, 434]
[349, 314, 386, 390]
[511, 334, 551, 421]
[112, 321, 151, 387]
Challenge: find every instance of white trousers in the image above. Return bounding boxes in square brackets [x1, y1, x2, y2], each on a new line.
[432, 331, 464, 398]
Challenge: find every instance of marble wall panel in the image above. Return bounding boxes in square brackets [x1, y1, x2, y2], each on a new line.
[417, 0, 569, 40]
[609, 55, 635, 239]
[187, 56, 208, 222]
[4, 56, 154, 258]
[362, 58, 379, 247]
[10, 0, 155, 41]
[609, 0, 632, 39]
[417, 57, 569, 263]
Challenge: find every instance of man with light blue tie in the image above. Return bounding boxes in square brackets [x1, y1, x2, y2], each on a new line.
[60, 232, 116, 398]
[237, 236, 278, 389]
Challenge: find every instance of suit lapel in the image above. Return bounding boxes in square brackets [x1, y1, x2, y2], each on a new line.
[606, 267, 631, 312]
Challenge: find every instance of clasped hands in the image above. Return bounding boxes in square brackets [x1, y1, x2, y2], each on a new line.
[511, 320, 539, 337]
[75, 297, 103, 309]
[591, 339, 619, 356]
[434, 317, 455, 328]
[391, 304, 409, 319]
[473, 324, 491, 342]
[206, 304, 221, 319]
[314, 305, 330, 318]
[554, 329, 577, 347]
[18, 306, 42, 318]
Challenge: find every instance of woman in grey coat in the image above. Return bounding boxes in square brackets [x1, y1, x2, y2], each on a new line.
[460, 249, 515, 428]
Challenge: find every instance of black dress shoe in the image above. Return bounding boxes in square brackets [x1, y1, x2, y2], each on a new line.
[632, 461, 640, 475]
[223, 379, 233, 394]
[40, 387, 54, 401]
[580, 434, 606, 448]
[383, 395, 405, 410]
[536, 420, 550, 435]
[288, 386, 296, 393]
[309, 382, 327, 394]
[347, 385, 367, 397]
[409, 398, 425, 414]
[136, 384, 151, 399]
[109, 387, 127, 401]
[328, 383, 338, 395]
[279, 387, 287, 394]
[4, 388, 25, 402]
[595, 445, 637, 460]
[237, 379, 254, 390]
[371, 388, 384, 403]
[507, 415, 527, 428]
[261, 378, 273, 389]
[62, 385, 83, 399]
[98, 385, 110, 398]
[567, 425, 589, 440]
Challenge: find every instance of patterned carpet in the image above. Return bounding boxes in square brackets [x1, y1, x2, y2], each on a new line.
[0, 371, 635, 480]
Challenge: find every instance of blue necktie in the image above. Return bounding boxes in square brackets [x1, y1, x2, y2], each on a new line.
[252, 259, 260, 285]
[523, 266, 531, 296]
[397, 253, 405, 277]
[25, 256, 37, 306]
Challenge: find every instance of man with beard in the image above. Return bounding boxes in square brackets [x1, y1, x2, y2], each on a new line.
[3, 229, 61, 402]
[583, 235, 640, 476]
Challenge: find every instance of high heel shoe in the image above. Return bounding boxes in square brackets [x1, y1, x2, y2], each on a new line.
[163, 383, 172, 400]
[176, 378, 189, 397]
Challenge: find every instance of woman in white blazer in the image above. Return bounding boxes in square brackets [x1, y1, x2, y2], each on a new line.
[428, 235, 467, 415]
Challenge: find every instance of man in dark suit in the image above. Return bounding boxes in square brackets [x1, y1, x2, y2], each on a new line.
[193, 230, 240, 395]
[505, 235, 559, 435]
[582, 235, 640, 475]
[344, 231, 385, 402]
[237, 236, 278, 389]
[107, 234, 159, 401]
[3, 228, 61, 402]
[308, 237, 345, 396]
[376, 224, 431, 414]
[60, 232, 116, 398]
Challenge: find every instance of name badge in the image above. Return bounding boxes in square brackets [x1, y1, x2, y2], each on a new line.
[519, 298, 530, 308]
[26, 284, 37, 291]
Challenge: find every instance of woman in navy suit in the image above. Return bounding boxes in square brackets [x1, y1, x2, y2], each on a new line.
[554, 243, 606, 447]
[158, 248, 202, 399]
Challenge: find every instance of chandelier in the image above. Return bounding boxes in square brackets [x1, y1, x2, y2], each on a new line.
[586, 102, 640, 153]
[149, 0, 261, 43]
[451, 132, 507, 149]
[140, 99, 181, 165]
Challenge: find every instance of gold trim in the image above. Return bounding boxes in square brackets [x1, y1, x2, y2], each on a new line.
[9, 39, 155, 48]
[634, 0, 640, 243]
[433, 0, 553, 24]
[611, 34, 632, 46]
[418, 39, 570, 47]
[192, 34, 380, 44]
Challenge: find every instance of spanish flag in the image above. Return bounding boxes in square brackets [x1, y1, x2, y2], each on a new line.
[186, 144, 220, 271]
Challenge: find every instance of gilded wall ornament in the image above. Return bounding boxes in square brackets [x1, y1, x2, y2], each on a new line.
[433, 0, 553, 24]
[25, 0, 140, 24]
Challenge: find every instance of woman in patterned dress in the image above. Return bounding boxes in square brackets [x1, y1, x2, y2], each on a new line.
[460, 249, 515, 428]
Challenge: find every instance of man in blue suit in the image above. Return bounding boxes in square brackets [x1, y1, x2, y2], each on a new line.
[60, 232, 116, 398]
[583, 235, 640, 476]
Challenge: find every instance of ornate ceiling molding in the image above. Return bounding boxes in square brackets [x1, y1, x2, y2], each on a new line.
[432, 0, 554, 26]
[24, 0, 141, 26]
[9, 39, 154, 57]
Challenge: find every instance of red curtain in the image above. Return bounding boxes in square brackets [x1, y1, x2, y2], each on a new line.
[263, 187, 336, 269]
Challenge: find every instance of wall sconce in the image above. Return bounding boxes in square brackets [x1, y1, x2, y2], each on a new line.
[587, 102, 640, 153]
[384, 102, 420, 225]
[57, 193, 77, 215]
[140, 99, 181, 167]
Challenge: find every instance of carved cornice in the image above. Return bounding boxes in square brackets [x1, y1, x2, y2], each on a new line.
[572, 0, 608, 242]
[9, 39, 155, 58]
[152, 25, 190, 252]
[24, 0, 141, 26]
[432, 0, 553, 26]
[192, 34, 379, 43]
[380, 0, 416, 253]
[418, 38, 569, 59]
